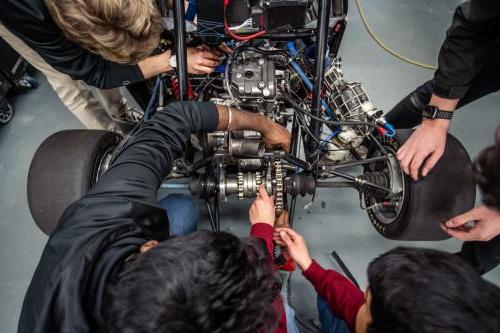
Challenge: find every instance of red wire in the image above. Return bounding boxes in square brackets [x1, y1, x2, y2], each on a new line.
[223, 4, 267, 41]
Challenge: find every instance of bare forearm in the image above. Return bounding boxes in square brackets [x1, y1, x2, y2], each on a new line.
[215, 105, 270, 133]
[429, 94, 459, 112]
[215, 104, 291, 152]
[138, 51, 173, 79]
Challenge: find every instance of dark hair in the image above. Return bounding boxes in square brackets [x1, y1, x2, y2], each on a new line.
[367, 247, 500, 333]
[473, 127, 500, 209]
[104, 231, 280, 333]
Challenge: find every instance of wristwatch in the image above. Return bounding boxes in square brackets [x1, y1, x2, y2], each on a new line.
[169, 55, 177, 69]
[422, 105, 454, 120]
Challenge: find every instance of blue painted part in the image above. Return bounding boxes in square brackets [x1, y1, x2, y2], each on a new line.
[186, 0, 197, 21]
[383, 121, 396, 137]
[215, 63, 227, 74]
[287, 42, 299, 55]
[290, 61, 313, 90]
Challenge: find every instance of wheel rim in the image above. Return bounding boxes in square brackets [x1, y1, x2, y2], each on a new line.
[0, 103, 13, 124]
[366, 146, 406, 225]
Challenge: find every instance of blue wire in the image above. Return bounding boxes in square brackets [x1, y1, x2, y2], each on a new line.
[144, 76, 161, 120]
[286, 42, 336, 119]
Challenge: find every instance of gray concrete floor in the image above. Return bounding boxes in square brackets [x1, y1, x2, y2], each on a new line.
[1, 0, 499, 332]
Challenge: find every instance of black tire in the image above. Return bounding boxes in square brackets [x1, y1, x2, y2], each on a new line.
[0, 100, 14, 124]
[28, 130, 122, 235]
[365, 129, 476, 241]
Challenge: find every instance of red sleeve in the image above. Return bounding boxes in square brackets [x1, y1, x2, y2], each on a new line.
[303, 260, 365, 332]
[249, 224, 287, 333]
[250, 223, 274, 260]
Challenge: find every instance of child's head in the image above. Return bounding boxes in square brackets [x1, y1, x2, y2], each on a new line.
[365, 247, 500, 333]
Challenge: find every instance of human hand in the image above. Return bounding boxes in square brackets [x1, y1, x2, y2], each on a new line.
[441, 205, 500, 242]
[249, 185, 275, 227]
[215, 106, 291, 152]
[186, 46, 222, 74]
[397, 118, 450, 181]
[273, 211, 289, 246]
[274, 228, 312, 271]
[262, 120, 291, 153]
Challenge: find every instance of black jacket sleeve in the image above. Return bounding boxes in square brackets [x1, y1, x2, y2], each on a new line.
[0, 0, 145, 89]
[86, 101, 218, 208]
[433, 0, 500, 99]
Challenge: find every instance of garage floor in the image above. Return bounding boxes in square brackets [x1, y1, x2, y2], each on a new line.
[1, 0, 499, 332]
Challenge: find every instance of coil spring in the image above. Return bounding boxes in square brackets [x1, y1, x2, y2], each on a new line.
[171, 77, 196, 100]
[357, 172, 389, 199]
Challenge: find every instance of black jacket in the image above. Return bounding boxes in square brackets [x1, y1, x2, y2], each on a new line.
[433, 0, 500, 99]
[17, 102, 219, 333]
[0, 0, 145, 88]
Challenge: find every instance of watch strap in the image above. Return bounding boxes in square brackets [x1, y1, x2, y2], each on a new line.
[434, 110, 454, 119]
[422, 105, 454, 120]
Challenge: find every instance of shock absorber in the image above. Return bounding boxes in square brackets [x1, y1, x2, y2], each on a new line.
[356, 172, 390, 199]
[171, 76, 196, 100]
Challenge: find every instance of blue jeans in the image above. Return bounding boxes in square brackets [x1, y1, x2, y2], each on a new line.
[284, 297, 350, 333]
[159, 194, 199, 236]
[317, 296, 350, 333]
[284, 300, 301, 333]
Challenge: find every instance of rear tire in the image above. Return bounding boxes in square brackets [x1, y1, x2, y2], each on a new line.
[28, 130, 121, 235]
[365, 129, 476, 240]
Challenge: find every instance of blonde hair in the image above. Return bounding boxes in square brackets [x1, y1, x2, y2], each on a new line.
[45, 0, 163, 64]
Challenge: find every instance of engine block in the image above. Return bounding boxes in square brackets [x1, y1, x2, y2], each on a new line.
[229, 54, 285, 112]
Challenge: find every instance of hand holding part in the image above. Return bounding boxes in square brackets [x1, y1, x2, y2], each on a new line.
[274, 228, 312, 271]
[186, 46, 222, 74]
[215, 105, 291, 152]
[273, 211, 290, 246]
[261, 120, 291, 153]
[397, 118, 449, 181]
[249, 185, 275, 227]
[441, 205, 500, 242]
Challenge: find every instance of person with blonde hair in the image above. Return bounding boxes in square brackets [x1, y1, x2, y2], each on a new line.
[0, 0, 220, 131]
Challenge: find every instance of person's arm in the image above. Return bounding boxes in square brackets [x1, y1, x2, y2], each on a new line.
[442, 205, 500, 241]
[0, 8, 221, 88]
[276, 228, 364, 332]
[433, 0, 500, 100]
[0, 12, 144, 89]
[139, 47, 223, 79]
[89, 105, 291, 204]
[396, 0, 500, 181]
[248, 185, 276, 257]
[303, 261, 365, 332]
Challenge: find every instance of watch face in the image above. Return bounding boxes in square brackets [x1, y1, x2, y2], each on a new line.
[423, 105, 437, 118]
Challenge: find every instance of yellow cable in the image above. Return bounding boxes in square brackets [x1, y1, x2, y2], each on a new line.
[354, 0, 438, 70]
